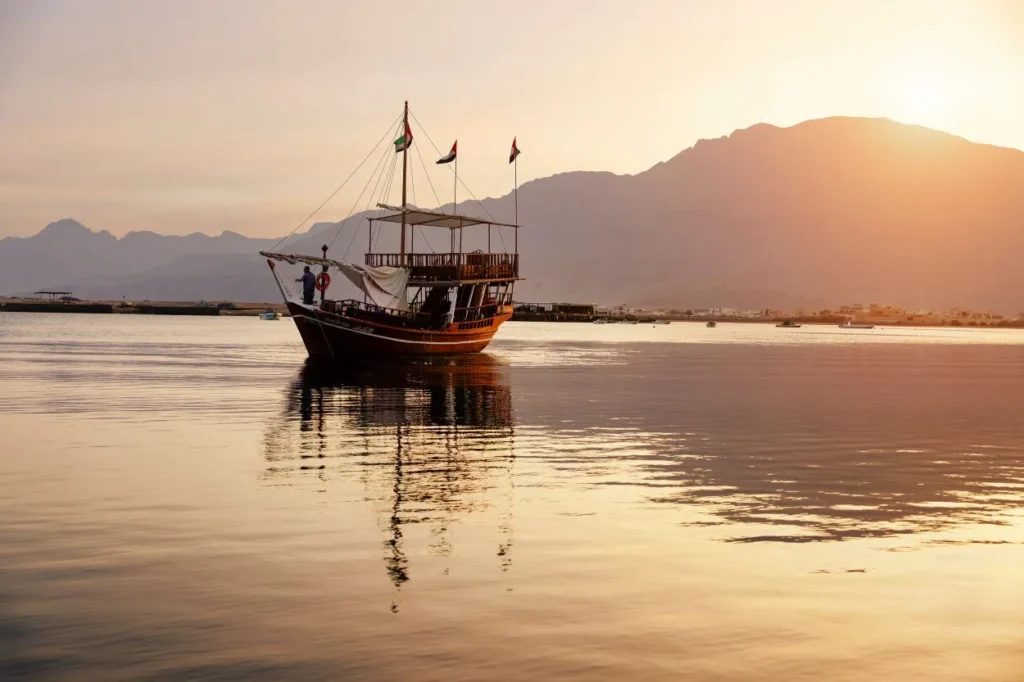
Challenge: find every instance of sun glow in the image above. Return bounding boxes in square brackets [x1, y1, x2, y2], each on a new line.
[890, 62, 952, 128]
[881, 35, 1016, 143]
[902, 74, 948, 122]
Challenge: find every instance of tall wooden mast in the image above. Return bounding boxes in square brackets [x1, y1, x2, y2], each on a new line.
[400, 100, 409, 259]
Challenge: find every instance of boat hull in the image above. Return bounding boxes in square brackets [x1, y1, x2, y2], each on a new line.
[286, 301, 510, 358]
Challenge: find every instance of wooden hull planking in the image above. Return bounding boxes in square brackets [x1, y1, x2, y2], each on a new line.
[286, 301, 510, 358]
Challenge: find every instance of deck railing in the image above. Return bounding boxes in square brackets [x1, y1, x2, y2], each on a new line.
[365, 252, 518, 281]
[321, 298, 511, 328]
[322, 298, 424, 323]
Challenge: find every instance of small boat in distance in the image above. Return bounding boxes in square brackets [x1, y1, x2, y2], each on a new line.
[776, 320, 802, 328]
[839, 321, 875, 329]
[592, 318, 609, 324]
[706, 321, 717, 328]
[259, 310, 280, 321]
[653, 319, 671, 325]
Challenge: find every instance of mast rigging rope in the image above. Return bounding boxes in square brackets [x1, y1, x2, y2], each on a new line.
[343, 138, 399, 259]
[371, 153, 400, 253]
[414, 139, 443, 208]
[271, 112, 401, 251]
[409, 108, 509, 252]
[330, 119, 401, 254]
[409, 108, 499, 223]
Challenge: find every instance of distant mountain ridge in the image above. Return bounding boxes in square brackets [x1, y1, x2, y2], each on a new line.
[0, 218, 339, 300]
[3, 116, 1023, 312]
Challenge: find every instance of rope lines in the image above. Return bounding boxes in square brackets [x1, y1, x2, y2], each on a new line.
[408, 108, 509, 251]
[408, 109, 499, 222]
[370, 152, 400, 253]
[271, 105, 515, 261]
[271, 112, 401, 251]
[414, 141, 442, 208]
[343, 139, 399, 259]
[331, 119, 402, 256]
[411, 146, 438, 253]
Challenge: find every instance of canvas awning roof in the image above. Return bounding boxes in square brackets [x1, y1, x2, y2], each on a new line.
[372, 204, 519, 229]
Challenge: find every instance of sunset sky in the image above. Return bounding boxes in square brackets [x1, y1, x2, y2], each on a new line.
[1, 0, 1022, 238]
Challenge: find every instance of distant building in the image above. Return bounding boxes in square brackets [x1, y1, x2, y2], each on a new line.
[838, 303, 866, 316]
[514, 302, 551, 314]
[551, 303, 595, 316]
[709, 307, 753, 317]
[734, 309, 761, 319]
[868, 303, 906, 317]
[515, 302, 596, 319]
[605, 304, 643, 316]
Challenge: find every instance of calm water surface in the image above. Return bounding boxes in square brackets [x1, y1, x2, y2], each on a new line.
[2, 313, 1023, 681]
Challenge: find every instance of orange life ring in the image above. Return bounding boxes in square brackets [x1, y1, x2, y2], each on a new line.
[315, 272, 331, 292]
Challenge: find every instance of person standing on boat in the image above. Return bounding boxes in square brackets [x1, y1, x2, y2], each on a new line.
[297, 266, 316, 305]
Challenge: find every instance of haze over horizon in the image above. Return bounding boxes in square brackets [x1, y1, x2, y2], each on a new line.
[2, 0, 1023, 239]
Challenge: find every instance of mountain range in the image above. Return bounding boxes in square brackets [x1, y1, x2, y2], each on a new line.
[2, 116, 1022, 312]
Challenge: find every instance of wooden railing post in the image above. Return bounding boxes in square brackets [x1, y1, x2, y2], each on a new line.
[365, 251, 518, 280]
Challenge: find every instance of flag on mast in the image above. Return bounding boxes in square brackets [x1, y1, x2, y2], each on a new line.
[436, 141, 457, 164]
[509, 137, 521, 164]
[394, 121, 413, 152]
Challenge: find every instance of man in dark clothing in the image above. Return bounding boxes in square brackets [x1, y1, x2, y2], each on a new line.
[297, 266, 316, 305]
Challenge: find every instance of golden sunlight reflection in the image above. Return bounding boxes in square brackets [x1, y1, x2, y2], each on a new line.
[262, 356, 516, 611]
[5, 316, 1024, 680]
[262, 349, 1024, 576]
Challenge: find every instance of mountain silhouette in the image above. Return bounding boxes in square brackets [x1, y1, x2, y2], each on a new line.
[2, 117, 1022, 311]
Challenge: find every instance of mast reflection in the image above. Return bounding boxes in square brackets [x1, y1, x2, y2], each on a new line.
[263, 354, 515, 607]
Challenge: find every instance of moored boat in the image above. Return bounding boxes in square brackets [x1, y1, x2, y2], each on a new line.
[776, 320, 802, 328]
[261, 102, 521, 359]
[259, 310, 280, 321]
[706, 321, 717, 328]
[839, 320, 875, 329]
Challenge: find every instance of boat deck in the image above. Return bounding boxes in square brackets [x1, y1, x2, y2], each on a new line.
[365, 252, 519, 282]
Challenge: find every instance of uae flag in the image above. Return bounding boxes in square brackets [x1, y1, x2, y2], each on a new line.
[394, 121, 413, 152]
[436, 141, 457, 164]
[509, 137, 521, 164]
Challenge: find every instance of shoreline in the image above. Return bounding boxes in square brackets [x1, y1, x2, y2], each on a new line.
[1, 299, 1021, 329]
[0, 298, 288, 317]
[510, 312, 1024, 329]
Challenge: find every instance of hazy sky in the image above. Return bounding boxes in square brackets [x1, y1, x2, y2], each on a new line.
[1, 0, 1022, 238]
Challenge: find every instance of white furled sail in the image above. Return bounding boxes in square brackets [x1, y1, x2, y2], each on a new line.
[259, 251, 409, 311]
[334, 261, 410, 311]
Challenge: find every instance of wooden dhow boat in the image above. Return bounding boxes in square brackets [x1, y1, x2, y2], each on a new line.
[261, 102, 521, 359]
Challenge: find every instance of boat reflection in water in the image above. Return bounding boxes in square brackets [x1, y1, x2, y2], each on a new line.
[262, 344, 1024, 589]
[262, 354, 515, 609]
